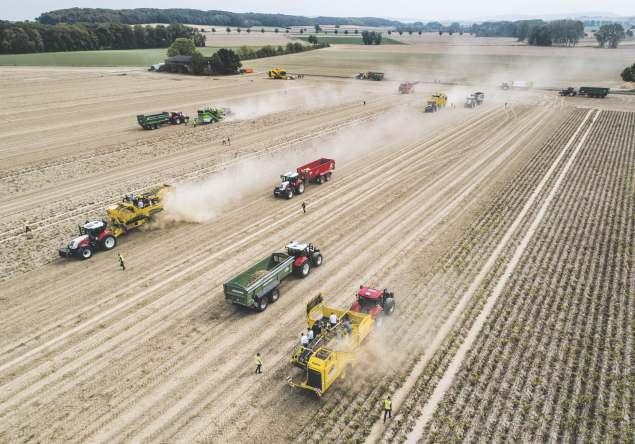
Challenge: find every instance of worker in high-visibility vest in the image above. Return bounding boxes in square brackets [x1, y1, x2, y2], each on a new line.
[255, 353, 262, 374]
[383, 396, 392, 422]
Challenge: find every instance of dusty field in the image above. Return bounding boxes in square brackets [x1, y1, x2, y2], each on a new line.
[0, 44, 633, 444]
[247, 41, 635, 88]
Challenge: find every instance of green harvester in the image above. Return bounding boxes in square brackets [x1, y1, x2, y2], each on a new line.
[193, 106, 229, 126]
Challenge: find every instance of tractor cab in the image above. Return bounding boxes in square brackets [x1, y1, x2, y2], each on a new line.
[80, 220, 108, 238]
[280, 171, 299, 185]
[351, 286, 395, 317]
[287, 241, 319, 258]
[286, 241, 323, 274]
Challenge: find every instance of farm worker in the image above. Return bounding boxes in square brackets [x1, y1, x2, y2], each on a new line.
[25, 225, 32, 238]
[300, 332, 309, 346]
[227, 136, 231, 146]
[307, 329, 314, 341]
[118, 253, 126, 271]
[301, 201, 306, 214]
[255, 353, 262, 374]
[342, 316, 352, 335]
[383, 396, 392, 422]
[329, 313, 338, 327]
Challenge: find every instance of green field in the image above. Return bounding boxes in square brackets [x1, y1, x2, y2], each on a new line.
[298, 36, 404, 45]
[0, 47, 227, 67]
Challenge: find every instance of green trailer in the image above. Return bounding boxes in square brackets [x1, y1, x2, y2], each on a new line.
[137, 111, 189, 130]
[193, 106, 229, 126]
[223, 242, 323, 312]
[579, 87, 610, 98]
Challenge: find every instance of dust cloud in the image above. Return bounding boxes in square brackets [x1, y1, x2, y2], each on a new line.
[162, 103, 461, 224]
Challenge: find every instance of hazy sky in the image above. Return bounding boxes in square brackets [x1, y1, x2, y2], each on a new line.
[2, 0, 633, 22]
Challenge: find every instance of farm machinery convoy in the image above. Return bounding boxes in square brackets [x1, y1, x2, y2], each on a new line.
[137, 105, 229, 130]
[274, 158, 335, 199]
[59, 185, 171, 259]
[287, 288, 395, 397]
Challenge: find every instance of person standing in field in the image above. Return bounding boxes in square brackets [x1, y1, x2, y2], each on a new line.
[301, 201, 306, 214]
[255, 352, 262, 374]
[118, 253, 126, 271]
[383, 396, 392, 422]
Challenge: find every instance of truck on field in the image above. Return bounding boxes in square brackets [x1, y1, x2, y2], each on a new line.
[465, 91, 485, 108]
[137, 112, 189, 130]
[578, 86, 610, 98]
[192, 106, 229, 126]
[356, 72, 384, 81]
[559, 87, 577, 97]
[223, 242, 323, 312]
[287, 293, 376, 397]
[273, 158, 335, 199]
[59, 185, 172, 259]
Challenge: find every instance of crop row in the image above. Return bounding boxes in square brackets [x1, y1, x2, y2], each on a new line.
[377, 107, 597, 442]
[296, 107, 589, 442]
[420, 110, 633, 442]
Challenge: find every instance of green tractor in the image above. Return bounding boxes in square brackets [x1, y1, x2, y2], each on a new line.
[193, 106, 230, 126]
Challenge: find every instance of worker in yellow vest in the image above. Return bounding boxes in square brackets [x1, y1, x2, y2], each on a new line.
[383, 395, 392, 422]
[255, 352, 262, 374]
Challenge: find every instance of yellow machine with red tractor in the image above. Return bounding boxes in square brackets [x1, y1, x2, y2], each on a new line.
[287, 294, 375, 397]
[59, 185, 171, 259]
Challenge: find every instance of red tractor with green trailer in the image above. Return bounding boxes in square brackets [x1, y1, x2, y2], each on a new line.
[223, 242, 323, 312]
[273, 158, 335, 199]
[137, 112, 189, 130]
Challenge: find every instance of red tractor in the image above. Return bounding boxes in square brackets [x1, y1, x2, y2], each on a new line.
[59, 220, 117, 260]
[350, 286, 396, 317]
[273, 158, 335, 199]
[286, 241, 323, 276]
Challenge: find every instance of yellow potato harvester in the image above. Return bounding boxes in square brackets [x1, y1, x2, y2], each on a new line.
[287, 294, 374, 397]
[107, 184, 172, 237]
[59, 184, 172, 260]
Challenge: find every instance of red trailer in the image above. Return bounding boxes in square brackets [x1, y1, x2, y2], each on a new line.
[273, 158, 335, 199]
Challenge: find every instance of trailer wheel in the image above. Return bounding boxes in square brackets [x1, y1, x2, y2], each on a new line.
[312, 253, 323, 267]
[384, 298, 395, 315]
[256, 297, 268, 312]
[287, 190, 293, 199]
[101, 235, 117, 251]
[297, 183, 305, 194]
[268, 288, 280, 303]
[80, 247, 93, 260]
[316, 176, 322, 184]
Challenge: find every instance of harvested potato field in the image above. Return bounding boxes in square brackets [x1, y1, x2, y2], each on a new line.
[0, 38, 634, 444]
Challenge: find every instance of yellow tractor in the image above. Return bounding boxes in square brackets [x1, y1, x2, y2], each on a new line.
[268, 67, 295, 80]
[425, 93, 448, 112]
[287, 294, 375, 397]
[107, 185, 172, 237]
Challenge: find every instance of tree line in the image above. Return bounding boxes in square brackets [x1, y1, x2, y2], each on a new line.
[470, 19, 627, 47]
[0, 21, 205, 54]
[37, 7, 400, 28]
[235, 42, 329, 60]
[166, 38, 330, 75]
